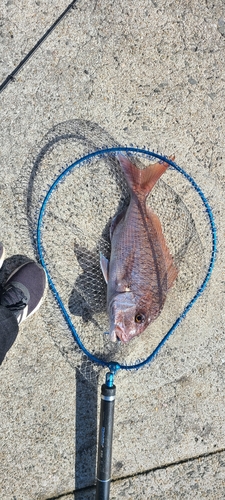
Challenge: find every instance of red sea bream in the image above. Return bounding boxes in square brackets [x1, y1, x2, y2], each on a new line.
[100, 154, 178, 343]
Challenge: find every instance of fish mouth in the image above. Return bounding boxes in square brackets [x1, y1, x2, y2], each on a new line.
[109, 323, 136, 343]
[109, 323, 123, 343]
[108, 293, 136, 343]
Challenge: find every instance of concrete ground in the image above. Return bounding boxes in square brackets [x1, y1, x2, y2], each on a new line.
[0, 0, 225, 499]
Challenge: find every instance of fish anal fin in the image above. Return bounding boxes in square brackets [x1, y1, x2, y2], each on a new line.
[146, 207, 178, 290]
[100, 253, 109, 283]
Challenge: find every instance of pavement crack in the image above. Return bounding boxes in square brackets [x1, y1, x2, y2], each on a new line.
[44, 447, 225, 499]
[111, 446, 225, 483]
[45, 484, 95, 500]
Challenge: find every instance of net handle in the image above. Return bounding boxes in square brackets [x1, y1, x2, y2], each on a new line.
[95, 377, 116, 500]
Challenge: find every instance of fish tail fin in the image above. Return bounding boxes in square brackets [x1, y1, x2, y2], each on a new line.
[117, 154, 175, 197]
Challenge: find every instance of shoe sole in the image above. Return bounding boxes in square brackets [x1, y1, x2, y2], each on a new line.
[0, 245, 5, 269]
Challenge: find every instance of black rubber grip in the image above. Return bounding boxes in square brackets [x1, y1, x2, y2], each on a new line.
[95, 383, 116, 500]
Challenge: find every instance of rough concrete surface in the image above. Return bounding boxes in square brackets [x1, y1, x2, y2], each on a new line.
[60, 449, 225, 499]
[0, 0, 74, 82]
[0, 0, 225, 499]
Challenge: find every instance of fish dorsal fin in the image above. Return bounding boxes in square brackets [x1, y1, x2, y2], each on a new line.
[117, 154, 175, 197]
[100, 253, 109, 283]
[166, 262, 178, 290]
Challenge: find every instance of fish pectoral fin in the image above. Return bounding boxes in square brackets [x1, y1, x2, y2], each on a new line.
[100, 253, 109, 283]
[109, 329, 117, 342]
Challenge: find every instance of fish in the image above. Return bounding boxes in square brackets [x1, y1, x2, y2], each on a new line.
[100, 154, 178, 343]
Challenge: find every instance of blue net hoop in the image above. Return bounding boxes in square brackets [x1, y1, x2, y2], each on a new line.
[37, 147, 217, 374]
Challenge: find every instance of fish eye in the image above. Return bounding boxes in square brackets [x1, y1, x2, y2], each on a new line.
[135, 313, 145, 324]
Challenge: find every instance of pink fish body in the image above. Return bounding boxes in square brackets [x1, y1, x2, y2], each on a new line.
[100, 154, 178, 343]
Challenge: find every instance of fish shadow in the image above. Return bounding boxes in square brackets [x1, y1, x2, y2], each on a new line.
[68, 240, 108, 324]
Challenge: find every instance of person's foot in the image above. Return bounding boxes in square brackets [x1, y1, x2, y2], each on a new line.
[0, 243, 5, 269]
[0, 261, 47, 324]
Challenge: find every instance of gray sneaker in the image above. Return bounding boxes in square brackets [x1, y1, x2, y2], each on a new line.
[0, 243, 5, 269]
[0, 261, 47, 324]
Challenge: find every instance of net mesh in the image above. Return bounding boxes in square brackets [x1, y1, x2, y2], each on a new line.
[37, 150, 212, 370]
[16, 120, 215, 379]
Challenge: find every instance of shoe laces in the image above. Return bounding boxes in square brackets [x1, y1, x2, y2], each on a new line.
[0, 283, 28, 312]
